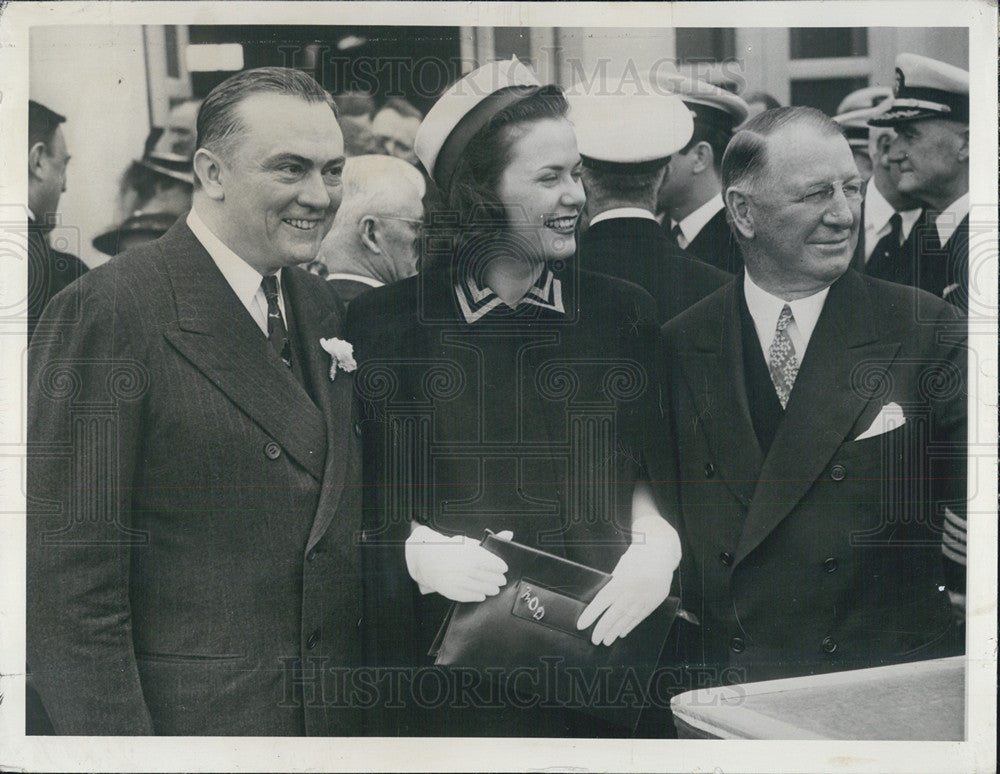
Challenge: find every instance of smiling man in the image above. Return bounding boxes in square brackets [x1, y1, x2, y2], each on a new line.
[647, 107, 966, 686]
[27, 68, 365, 735]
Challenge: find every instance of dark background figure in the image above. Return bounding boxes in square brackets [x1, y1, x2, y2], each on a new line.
[26, 100, 88, 343]
[655, 74, 749, 275]
[370, 97, 422, 165]
[570, 86, 731, 324]
[649, 107, 965, 687]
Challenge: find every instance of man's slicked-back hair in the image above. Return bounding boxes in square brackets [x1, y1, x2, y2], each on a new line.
[722, 106, 844, 194]
[196, 67, 338, 164]
[28, 100, 66, 151]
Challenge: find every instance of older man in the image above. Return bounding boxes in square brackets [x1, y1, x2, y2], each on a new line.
[317, 154, 425, 305]
[28, 67, 364, 735]
[649, 107, 965, 685]
[869, 53, 970, 312]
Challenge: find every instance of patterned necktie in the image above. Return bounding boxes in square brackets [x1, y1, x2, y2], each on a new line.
[867, 212, 903, 271]
[261, 274, 292, 368]
[768, 304, 799, 410]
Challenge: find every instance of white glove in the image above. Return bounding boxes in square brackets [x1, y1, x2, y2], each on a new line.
[404, 525, 512, 603]
[576, 488, 681, 646]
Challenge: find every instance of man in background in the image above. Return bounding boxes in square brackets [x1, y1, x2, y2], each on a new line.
[655, 75, 749, 274]
[371, 97, 422, 165]
[27, 100, 87, 342]
[869, 53, 970, 313]
[571, 87, 730, 324]
[318, 154, 426, 304]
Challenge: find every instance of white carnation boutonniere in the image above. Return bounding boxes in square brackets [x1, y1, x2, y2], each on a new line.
[319, 337, 357, 381]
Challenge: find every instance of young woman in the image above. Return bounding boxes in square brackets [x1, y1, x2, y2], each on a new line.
[346, 59, 679, 737]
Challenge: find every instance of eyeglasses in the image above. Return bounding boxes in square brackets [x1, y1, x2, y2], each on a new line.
[790, 180, 866, 206]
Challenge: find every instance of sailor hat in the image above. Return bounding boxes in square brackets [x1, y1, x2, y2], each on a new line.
[414, 57, 541, 191]
[565, 81, 693, 172]
[653, 72, 749, 134]
[835, 85, 892, 116]
[868, 53, 969, 127]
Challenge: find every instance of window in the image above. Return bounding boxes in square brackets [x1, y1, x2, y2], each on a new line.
[789, 28, 868, 59]
[675, 28, 736, 63]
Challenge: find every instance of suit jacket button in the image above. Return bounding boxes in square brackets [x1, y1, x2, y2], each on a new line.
[824, 557, 838, 573]
[830, 464, 846, 481]
[307, 547, 320, 563]
[704, 462, 715, 478]
[730, 636, 745, 652]
[720, 551, 734, 567]
[264, 441, 282, 460]
[354, 422, 362, 438]
[306, 629, 321, 649]
[822, 636, 838, 653]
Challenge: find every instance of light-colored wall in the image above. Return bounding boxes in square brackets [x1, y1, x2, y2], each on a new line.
[30, 25, 152, 269]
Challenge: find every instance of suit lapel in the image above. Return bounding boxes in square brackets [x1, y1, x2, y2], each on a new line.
[158, 221, 327, 481]
[281, 268, 356, 551]
[734, 271, 902, 565]
[676, 280, 763, 506]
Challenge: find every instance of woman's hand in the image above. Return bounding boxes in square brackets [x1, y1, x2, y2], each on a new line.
[404, 525, 513, 602]
[576, 484, 681, 646]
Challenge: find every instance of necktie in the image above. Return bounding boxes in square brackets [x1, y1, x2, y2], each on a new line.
[768, 304, 799, 410]
[261, 274, 292, 368]
[670, 223, 687, 249]
[867, 212, 903, 271]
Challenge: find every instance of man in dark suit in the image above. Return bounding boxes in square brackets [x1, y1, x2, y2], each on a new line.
[649, 107, 965, 686]
[28, 68, 365, 735]
[869, 53, 970, 313]
[653, 74, 749, 275]
[570, 88, 730, 324]
[317, 154, 426, 306]
[27, 100, 88, 342]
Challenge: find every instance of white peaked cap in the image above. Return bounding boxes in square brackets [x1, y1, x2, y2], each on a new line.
[565, 81, 694, 165]
[414, 57, 542, 189]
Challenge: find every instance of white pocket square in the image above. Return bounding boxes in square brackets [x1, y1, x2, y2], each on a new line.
[855, 402, 906, 441]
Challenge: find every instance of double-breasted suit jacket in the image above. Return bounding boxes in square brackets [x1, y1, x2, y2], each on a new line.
[648, 269, 965, 684]
[27, 220, 364, 735]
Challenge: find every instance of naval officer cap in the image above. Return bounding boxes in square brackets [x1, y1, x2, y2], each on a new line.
[565, 81, 694, 173]
[414, 57, 542, 192]
[868, 53, 969, 127]
[653, 72, 749, 134]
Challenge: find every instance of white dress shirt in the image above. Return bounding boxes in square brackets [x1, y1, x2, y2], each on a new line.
[743, 271, 830, 364]
[186, 208, 285, 336]
[588, 207, 658, 227]
[670, 193, 724, 250]
[934, 192, 969, 247]
[863, 183, 922, 263]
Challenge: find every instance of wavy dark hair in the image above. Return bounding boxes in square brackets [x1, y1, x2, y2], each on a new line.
[422, 84, 571, 276]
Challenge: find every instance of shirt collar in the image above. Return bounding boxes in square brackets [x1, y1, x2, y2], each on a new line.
[588, 207, 658, 227]
[455, 264, 565, 324]
[672, 193, 724, 244]
[326, 273, 385, 288]
[743, 270, 829, 354]
[187, 207, 276, 314]
[863, 183, 922, 255]
[934, 192, 969, 247]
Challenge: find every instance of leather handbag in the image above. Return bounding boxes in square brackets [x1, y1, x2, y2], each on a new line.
[429, 530, 680, 730]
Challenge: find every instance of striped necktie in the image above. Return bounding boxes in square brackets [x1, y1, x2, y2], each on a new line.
[261, 275, 292, 368]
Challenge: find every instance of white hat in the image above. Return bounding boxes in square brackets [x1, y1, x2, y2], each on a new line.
[835, 86, 892, 116]
[565, 84, 693, 168]
[653, 72, 749, 133]
[869, 53, 969, 126]
[414, 57, 541, 190]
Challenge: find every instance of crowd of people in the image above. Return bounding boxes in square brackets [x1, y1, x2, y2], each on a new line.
[25, 48, 970, 739]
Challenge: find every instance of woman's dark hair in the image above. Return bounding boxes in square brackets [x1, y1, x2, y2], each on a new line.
[422, 84, 570, 274]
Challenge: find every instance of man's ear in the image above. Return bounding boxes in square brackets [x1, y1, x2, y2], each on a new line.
[874, 132, 894, 169]
[193, 148, 226, 201]
[691, 142, 714, 175]
[358, 216, 381, 253]
[28, 141, 47, 181]
[725, 186, 754, 239]
[956, 127, 969, 163]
